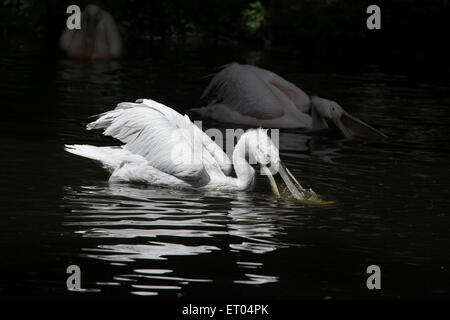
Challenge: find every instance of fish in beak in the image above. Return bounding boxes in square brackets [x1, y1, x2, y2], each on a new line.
[261, 161, 308, 200]
[262, 161, 334, 205]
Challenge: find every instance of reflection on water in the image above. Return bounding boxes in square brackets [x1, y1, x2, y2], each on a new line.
[59, 59, 122, 83]
[62, 184, 303, 296]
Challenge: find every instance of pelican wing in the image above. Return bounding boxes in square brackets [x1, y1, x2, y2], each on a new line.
[201, 63, 311, 119]
[250, 65, 311, 113]
[87, 99, 231, 184]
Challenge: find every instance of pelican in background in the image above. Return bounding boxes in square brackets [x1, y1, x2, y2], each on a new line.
[65, 99, 306, 199]
[60, 4, 123, 59]
[191, 63, 386, 139]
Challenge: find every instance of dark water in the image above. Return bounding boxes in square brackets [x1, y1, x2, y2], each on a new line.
[1, 40, 450, 299]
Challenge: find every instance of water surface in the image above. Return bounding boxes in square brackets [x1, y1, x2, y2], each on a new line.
[1, 41, 449, 299]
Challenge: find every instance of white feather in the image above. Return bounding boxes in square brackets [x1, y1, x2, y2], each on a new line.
[66, 99, 297, 194]
[85, 99, 231, 185]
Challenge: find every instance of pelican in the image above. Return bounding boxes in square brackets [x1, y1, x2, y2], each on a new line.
[65, 99, 305, 199]
[191, 63, 386, 139]
[60, 4, 123, 59]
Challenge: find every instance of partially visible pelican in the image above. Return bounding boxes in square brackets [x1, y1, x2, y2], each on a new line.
[65, 99, 305, 199]
[60, 4, 123, 59]
[191, 63, 386, 139]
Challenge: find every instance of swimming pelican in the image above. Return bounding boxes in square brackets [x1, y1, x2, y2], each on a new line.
[60, 4, 123, 59]
[65, 99, 304, 199]
[191, 63, 386, 139]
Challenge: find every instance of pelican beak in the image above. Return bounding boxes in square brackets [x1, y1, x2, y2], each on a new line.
[277, 161, 305, 199]
[334, 111, 387, 139]
[262, 162, 304, 200]
[261, 166, 280, 198]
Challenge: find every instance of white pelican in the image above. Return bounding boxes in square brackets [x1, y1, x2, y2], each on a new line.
[191, 63, 386, 139]
[65, 99, 305, 199]
[60, 4, 123, 59]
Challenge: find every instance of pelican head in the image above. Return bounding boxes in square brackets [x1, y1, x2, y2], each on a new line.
[311, 96, 386, 139]
[241, 129, 305, 199]
[245, 129, 279, 167]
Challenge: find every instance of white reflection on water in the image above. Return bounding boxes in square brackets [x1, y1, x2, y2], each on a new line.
[83, 242, 221, 262]
[233, 274, 279, 285]
[62, 183, 304, 295]
[63, 184, 298, 257]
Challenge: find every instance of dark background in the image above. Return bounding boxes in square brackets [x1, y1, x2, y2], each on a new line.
[2, 0, 450, 135]
[1, 0, 450, 66]
[1, 0, 450, 302]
